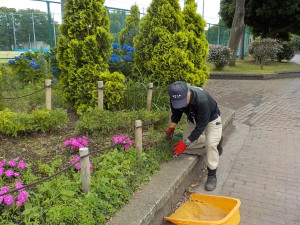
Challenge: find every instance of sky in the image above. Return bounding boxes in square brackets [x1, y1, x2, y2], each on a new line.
[0, 0, 221, 25]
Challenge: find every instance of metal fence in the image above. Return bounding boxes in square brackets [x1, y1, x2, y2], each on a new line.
[0, 10, 250, 55]
[206, 23, 251, 55]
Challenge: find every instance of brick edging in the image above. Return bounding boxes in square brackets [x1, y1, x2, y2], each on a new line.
[210, 70, 300, 80]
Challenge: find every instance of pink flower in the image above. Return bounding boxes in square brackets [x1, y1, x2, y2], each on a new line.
[14, 172, 20, 178]
[5, 170, 15, 177]
[17, 191, 29, 203]
[63, 140, 69, 147]
[18, 161, 27, 169]
[82, 140, 88, 146]
[14, 181, 24, 191]
[75, 163, 81, 170]
[0, 168, 4, 176]
[15, 201, 23, 207]
[124, 145, 130, 150]
[77, 137, 83, 143]
[1, 186, 10, 192]
[71, 145, 76, 150]
[8, 161, 16, 167]
[82, 136, 88, 139]
[0, 159, 7, 165]
[13, 157, 20, 162]
[4, 195, 14, 205]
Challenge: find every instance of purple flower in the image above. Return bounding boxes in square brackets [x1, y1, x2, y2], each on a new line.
[1, 186, 10, 192]
[15, 201, 24, 207]
[75, 163, 81, 170]
[18, 161, 27, 169]
[13, 157, 20, 162]
[5, 170, 15, 177]
[0, 168, 4, 176]
[17, 191, 29, 203]
[15, 181, 24, 191]
[4, 195, 14, 205]
[8, 161, 16, 167]
[14, 172, 20, 178]
[8, 60, 15, 64]
[63, 140, 69, 147]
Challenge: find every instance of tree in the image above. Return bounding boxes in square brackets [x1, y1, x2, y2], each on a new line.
[182, 0, 210, 82]
[227, 0, 245, 66]
[220, 0, 300, 40]
[57, 0, 113, 113]
[0, 7, 58, 50]
[119, 5, 140, 47]
[134, 0, 209, 86]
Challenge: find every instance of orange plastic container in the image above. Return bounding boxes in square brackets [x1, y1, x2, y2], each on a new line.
[164, 194, 241, 225]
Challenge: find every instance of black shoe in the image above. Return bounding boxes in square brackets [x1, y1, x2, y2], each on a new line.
[217, 135, 224, 156]
[205, 176, 217, 191]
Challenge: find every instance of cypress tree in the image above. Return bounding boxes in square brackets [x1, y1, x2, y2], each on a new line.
[183, 0, 210, 85]
[118, 5, 140, 47]
[134, 0, 208, 86]
[57, 0, 113, 113]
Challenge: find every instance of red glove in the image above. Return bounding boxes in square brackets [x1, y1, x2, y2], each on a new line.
[172, 141, 188, 155]
[166, 128, 175, 139]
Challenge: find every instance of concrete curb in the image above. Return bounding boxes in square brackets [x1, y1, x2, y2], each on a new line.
[106, 105, 235, 225]
[210, 70, 300, 80]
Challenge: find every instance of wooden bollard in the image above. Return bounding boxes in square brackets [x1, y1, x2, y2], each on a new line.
[98, 81, 104, 110]
[135, 120, 142, 151]
[45, 79, 52, 110]
[79, 147, 91, 193]
[146, 83, 153, 111]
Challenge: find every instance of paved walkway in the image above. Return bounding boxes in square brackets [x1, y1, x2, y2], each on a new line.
[200, 77, 300, 225]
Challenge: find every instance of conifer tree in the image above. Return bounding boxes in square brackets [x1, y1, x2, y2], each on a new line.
[134, 0, 209, 86]
[183, 0, 210, 83]
[119, 5, 140, 47]
[57, 0, 114, 113]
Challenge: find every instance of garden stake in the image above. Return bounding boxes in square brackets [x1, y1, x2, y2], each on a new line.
[98, 81, 104, 110]
[146, 83, 153, 111]
[79, 147, 91, 193]
[135, 120, 143, 151]
[45, 79, 52, 110]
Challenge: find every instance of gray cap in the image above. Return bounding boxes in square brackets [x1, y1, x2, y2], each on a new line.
[168, 81, 188, 109]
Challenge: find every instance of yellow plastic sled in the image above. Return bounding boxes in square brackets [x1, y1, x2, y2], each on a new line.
[164, 194, 241, 225]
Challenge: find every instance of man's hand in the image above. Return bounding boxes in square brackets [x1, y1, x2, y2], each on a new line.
[172, 141, 188, 155]
[166, 128, 175, 139]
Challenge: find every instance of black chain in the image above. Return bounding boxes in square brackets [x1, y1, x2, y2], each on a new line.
[0, 87, 45, 100]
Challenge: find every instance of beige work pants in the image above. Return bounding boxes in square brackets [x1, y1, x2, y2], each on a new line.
[183, 116, 222, 170]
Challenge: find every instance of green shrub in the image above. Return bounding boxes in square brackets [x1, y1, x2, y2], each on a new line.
[0, 108, 68, 136]
[57, 0, 113, 113]
[248, 38, 282, 69]
[32, 108, 69, 132]
[0, 108, 32, 136]
[207, 44, 232, 70]
[133, 0, 209, 86]
[118, 5, 140, 47]
[75, 108, 169, 136]
[276, 42, 295, 62]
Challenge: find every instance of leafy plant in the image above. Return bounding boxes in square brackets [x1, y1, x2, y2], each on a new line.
[75, 108, 169, 136]
[57, 0, 113, 113]
[276, 42, 295, 62]
[248, 38, 282, 69]
[118, 5, 140, 47]
[133, 0, 209, 86]
[207, 44, 232, 70]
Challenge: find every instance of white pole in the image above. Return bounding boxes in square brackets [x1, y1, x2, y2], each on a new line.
[45, 79, 52, 110]
[11, 13, 17, 49]
[32, 13, 36, 48]
[79, 148, 91, 193]
[135, 120, 142, 151]
[98, 81, 104, 109]
[146, 83, 153, 111]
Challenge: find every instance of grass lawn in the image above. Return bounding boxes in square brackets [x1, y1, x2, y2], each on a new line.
[207, 56, 300, 74]
[0, 51, 25, 63]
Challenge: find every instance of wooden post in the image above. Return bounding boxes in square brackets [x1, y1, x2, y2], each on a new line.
[45, 79, 52, 110]
[146, 83, 153, 111]
[79, 147, 91, 193]
[135, 120, 142, 151]
[98, 81, 104, 110]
